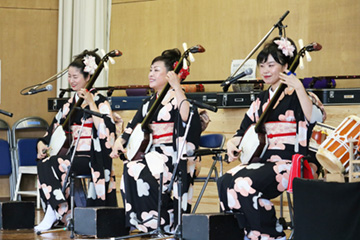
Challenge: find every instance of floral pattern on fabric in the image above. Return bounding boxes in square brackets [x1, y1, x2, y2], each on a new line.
[218, 86, 324, 239]
[266, 122, 297, 150]
[37, 89, 117, 216]
[121, 89, 202, 232]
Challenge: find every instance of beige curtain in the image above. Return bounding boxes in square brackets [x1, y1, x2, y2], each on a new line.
[57, 0, 112, 97]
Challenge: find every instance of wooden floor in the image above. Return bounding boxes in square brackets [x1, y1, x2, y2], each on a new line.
[0, 179, 294, 240]
[0, 207, 292, 240]
[0, 208, 158, 239]
[0, 229, 173, 240]
[0, 165, 293, 240]
[0, 208, 167, 240]
[0, 229, 175, 240]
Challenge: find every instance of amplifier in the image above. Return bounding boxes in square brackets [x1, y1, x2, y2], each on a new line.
[0, 201, 35, 229]
[74, 207, 127, 238]
[182, 213, 244, 240]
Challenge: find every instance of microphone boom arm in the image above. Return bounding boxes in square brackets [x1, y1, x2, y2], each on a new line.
[229, 10, 290, 78]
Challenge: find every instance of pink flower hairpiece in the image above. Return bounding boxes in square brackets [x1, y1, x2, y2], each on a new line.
[274, 37, 295, 57]
[83, 55, 98, 75]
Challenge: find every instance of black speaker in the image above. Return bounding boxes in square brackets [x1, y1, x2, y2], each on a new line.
[74, 207, 127, 238]
[0, 201, 35, 229]
[182, 213, 244, 240]
[293, 178, 360, 240]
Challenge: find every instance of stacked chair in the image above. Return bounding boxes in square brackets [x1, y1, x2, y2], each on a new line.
[0, 119, 14, 198]
[11, 116, 49, 209]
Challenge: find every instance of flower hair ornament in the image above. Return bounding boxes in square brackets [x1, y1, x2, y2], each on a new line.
[274, 37, 295, 57]
[83, 55, 98, 75]
[173, 61, 190, 80]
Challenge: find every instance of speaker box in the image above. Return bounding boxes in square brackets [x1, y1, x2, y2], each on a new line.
[74, 207, 127, 238]
[293, 178, 360, 240]
[0, 201, 35, 230]
[182, 213, 244, 240]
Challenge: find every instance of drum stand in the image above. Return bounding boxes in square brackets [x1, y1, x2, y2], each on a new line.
[348, 138, 360, 183]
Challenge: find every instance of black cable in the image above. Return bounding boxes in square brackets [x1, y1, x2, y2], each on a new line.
[20, 69, 68, 95]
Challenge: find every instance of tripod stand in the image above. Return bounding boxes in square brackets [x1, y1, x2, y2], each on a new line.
[36, 110, 92, 238]
[114, 103, 196, 240]
[164, 104, 196, 240]
[114, 171, 173, 240]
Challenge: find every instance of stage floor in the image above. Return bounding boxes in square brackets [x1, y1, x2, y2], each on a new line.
[0, 209, 292, 240]
[0, 230, 177, 240]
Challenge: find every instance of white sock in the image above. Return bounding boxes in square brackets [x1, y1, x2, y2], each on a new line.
[34, 205, 58, 233]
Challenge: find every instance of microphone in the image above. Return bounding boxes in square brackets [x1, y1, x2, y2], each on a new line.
[188, 99, 218, 112]
[0, 109, 13, 117]
[221, 68, 253, 87]
[24, 84, 53, 95]
[278, 10, 290, 23]
[75, 107, 107, 118]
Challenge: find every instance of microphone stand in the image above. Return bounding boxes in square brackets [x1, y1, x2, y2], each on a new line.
[20, 68, 68, 96]
[114, 173, 170, 240]
[0, 109, 13, 117]
[36, 111, 89, 238]
[165, 103, 196, 240]
[221, 10, 290, 92]
[113, 102, 195, 240]
[116, 103, 195, 240]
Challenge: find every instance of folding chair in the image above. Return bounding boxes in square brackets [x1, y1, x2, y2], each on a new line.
[191, 133, 226, 213]
[11, 117, 49, 209]
[0, 119, 13, 198]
